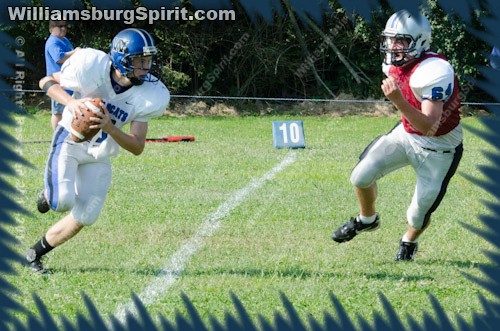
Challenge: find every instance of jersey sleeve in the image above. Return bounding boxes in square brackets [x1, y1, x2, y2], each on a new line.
[59, 52, 82, 93]
[59, 49, 109, 96]
[410, 57, 455, 102]
[133, 82, 170, 122]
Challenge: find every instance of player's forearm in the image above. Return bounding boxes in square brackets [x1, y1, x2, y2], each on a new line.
[104, 125, 145, 155]
[393, 99, 440, 135]
[39, 76, 73, 107]
[47, 85, 74, 107]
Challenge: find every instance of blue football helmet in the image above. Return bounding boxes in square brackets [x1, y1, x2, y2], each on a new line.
[110, 28, 160, 85]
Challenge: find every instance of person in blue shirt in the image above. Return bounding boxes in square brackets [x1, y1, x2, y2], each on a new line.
[490, 46, 500, 70]
[44, 20, 81, 130]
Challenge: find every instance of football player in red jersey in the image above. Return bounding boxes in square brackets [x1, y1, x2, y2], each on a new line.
[331, 10, 463, 261]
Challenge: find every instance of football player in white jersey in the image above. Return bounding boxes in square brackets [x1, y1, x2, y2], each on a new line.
[26, 28, 170, 273]
[331, 10, 463, 261]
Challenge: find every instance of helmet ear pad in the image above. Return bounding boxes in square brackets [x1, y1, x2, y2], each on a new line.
[119, 54, 134, 75]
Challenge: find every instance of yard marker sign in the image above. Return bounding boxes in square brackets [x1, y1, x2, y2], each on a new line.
[272, 120, 306, 149]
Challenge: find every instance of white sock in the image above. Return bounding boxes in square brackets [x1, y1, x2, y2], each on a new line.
[358, 213, 377, 224]
[402, 233, 418, 243]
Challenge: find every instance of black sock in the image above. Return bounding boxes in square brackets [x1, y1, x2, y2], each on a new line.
[31, 236, 54, 259]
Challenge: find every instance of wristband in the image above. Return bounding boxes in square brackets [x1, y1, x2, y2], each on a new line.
[42, 80, 58, 92]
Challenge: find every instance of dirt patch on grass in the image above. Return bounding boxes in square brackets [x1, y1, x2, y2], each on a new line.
[166, 93, 398, 117]
[165, 93, 493, 118]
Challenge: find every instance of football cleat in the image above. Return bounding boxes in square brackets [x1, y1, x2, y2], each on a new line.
[394, 239, 418, 261]
[37, 189, 50, 213]
[25, 248, 51, 274]
[332, 214, 380, 243]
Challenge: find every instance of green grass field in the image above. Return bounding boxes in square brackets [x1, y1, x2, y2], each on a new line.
[4, 112, 498, 329]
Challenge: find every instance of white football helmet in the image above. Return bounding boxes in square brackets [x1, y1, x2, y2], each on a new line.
[380, 10, 432, 66]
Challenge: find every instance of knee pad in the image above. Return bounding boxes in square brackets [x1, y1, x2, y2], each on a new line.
[72, 195, 106, 226]
[406, 205, 424, 230]
[350, 165, 375, 189]
[407, 187, 441, 230]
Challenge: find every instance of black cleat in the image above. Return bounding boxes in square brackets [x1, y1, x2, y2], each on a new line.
[394, 240, 418, 261]
[332, 214, 380, 243]
[25, 248, 51, 274]
[37, 189, 50, 213]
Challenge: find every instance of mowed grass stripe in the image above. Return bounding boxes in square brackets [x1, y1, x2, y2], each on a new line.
[113, 151, 298, 322]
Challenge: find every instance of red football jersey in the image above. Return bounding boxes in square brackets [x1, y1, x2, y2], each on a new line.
[388, 53, 461, 136]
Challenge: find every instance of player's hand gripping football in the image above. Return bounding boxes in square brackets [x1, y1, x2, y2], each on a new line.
[88, 101, 114, 132]
[66, 97, 93, 116]
[381, 76, 405, 105]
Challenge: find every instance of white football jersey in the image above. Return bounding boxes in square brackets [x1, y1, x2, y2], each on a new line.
[383, 55, 455, 103]
[382, 54, 462, 149]
[58, 48, 170, 158]
[409, 56, 455, 103]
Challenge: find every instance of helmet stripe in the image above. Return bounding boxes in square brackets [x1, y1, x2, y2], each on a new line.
[129, 28, 154, 47]
[390, 10, 405, 29]
[142, 29, 155, 46]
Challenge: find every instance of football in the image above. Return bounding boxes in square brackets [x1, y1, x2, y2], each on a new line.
[70, 98, 104, 143]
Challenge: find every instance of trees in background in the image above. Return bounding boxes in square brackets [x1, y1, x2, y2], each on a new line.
[4, 0, 492, 107]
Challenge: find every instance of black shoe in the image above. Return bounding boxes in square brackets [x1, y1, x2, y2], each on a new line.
[331, 214, 380, 243]
[394, 240, 418, 261]
[37, 189, 50, 213]
[25, 248, 51, 274]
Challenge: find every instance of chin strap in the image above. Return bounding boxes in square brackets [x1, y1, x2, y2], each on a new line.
[391, 57, 408, 67]
[390, 52, 416, 67]
[129, 77, 144, 86]
[129, 73, 160, 85]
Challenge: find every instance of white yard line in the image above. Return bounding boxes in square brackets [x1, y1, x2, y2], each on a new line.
[112, 151, 298, 323]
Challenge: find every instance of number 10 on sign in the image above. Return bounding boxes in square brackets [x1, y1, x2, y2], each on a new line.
[272, 120, 306, 149]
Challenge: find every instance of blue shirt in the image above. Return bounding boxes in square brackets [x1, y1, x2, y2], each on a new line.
[45, 35, 74, 75]
[490, 46, 500, 70]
